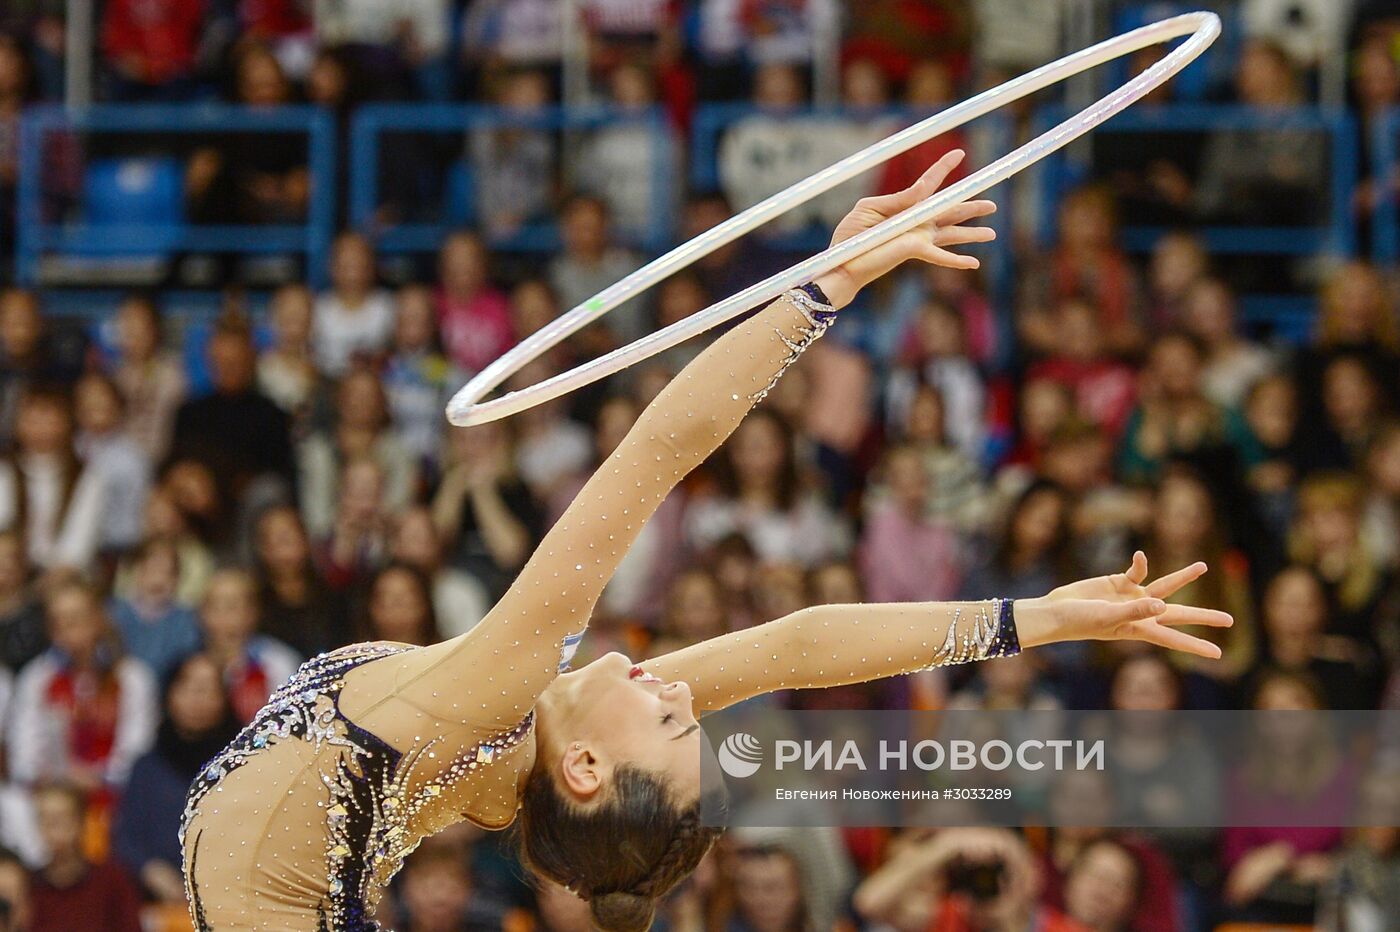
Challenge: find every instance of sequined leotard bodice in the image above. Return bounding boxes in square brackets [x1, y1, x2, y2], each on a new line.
[181, 287, 1022, 931]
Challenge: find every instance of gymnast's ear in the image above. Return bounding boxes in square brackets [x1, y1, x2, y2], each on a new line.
[560, 742, 604, 798]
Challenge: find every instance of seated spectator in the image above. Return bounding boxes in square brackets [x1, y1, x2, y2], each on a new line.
[108, 538, 199, 680]
[313, 0, 451, 99]
[99, 0, 206, 100]
[0, 529, 48, 672]
[860, 445, 964, 603]
[1242, 565, 1381, 709]
[392, 841, 481, 932]
[856, 827, 1084, 932]
[316, 456, 393, 591]
[187, 44, 310, 222]
[1307, 352, 1391, 472]
[1361, 422, 1400, 569]
[726, 843, 813, 932]
[197, 568, 299, 722]
[1222, 672, 1353, 924]
[108, 293, 186, 462]
[959, 481, 1074, 601]
[1297, 262, 1400, 409]
[9, 579, 157, 795]
[1059, 838, 1143, 932]
[647, 568, 727, 657]
[298, 366, 416, 541]
[28, 784, 142, 932]
[389, 506, 490, 639]
[548, 196, 646, 342]
[686, 409, 849, 567]
[0, 386, 106, 572]
[312, 231, 395, 378]
[888, 300, 987, 461]
[112, 652, 237, 905]
[1020, 186, 1145, 358]
[128, 480, 215, 605]
[1242, 373, 1305, 536]
[510, 360, 593, 502]
[72, 372, 151, 554]
[383, 284, 464, 469]
[576, 62, 677, 238]
[432, 421, 540, 598]
[1289, 474, 1392, 649]
[357, 563, 440, 647]
[1144, 231, 1208, 330]
[1352, 36, 1400, 227]
[886, 382, 988, 531]
[1118, 331, 1261, 485]
[257, 283, 320, 424]
[1040, 827, 1182, 932]
[253, 503, 348, 656]
[435, 231, 514, 377]
[999, 377, 1074, 476]
[1318, 772, 1400, 929]
[470, 69, 556, 240]
[172, 314, 296, 515]
[1181, 278, 1276, 409]
[0, 288, 85, 444]
[1025, 300, 1138, 439]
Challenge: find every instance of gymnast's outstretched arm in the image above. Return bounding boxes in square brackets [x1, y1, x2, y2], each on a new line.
[643, 552, 1234, 712]
[346, 151, 996, 732]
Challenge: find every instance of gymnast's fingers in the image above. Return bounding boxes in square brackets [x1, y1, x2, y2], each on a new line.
[1126, 621, 1223, 659]
[933, 225, 997, 247]
[860, 149, 966, 216]
[1159, 605, 1234, 628]
[1146, 561, 1209, 599]
[918, 243, 980, 269]
[932, 199, 996, 228]
[1126, 550, 1149, 586]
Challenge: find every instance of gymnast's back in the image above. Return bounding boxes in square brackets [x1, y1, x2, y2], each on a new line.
[179, 638, 537, 931]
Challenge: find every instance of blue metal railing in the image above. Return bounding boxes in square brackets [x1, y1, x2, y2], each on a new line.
[348, 104, 676, 254]
[17, 104, 337, 286]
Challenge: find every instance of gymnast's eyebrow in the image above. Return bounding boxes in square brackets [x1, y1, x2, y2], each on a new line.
[672, 724, 699, 741]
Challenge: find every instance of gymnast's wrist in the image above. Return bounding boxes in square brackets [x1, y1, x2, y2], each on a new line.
[1009, 597, 1054, 649]
[812, 268, 858, 310]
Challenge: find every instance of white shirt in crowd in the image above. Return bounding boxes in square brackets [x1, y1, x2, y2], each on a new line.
[0, 455, 106, 570]
[312, 289, 396, 378]
[314, 0, 451, 58]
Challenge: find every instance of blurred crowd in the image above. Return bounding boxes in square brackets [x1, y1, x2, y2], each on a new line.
[0, 1, 1398, 931]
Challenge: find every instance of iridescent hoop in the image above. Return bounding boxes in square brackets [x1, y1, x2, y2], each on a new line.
[447, 12, 1220, 426]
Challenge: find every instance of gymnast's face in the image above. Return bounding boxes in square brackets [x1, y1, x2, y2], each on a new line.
[540, 652, 706, 804]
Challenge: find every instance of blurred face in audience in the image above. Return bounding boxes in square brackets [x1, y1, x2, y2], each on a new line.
[1058, 191, 1114, 252]
[340, 459, 386, 522]
[1010, 488, 1064, 560]
[594, 397, 638, 460]
[257, 507, 309, 573]
[209, 330, 257, 393]
[1236, 41, 1297, 106]
[1367, 428, 1400, 496]
[811, 562, 862, 605]
[1149, 233, 1206, 302]
[731, 414, 787, 494]
[393, 508, 442, 569]
[754, 64, 804, 109]
[1354, 39, 1400, 110]
[1263, 568, 1325, 647]
[0, 38, 25, 100]
[1110, 656, 1179, 711]
[753, 563, 808, 621]
[666, 570, 726, 642]
[609, 63, 653, 108]
[369, 568, 432, 644]
[338, 369, 387, 430]
[1064, 841, 1139, 932]
[500, 70, 550, 110]
[0, 290, 40, 359]
[905, 59, 953, 107]
[394, 287, 436, 353]
[732, 849, 804, 932]
[116, 297, 160, 361]
[164, 459, 220, 521]
[0, 532, 26, 597]
[843, 58, 888, 109]
[1298, 496, 1360, 557]
[1183, 279, 1236, 345]
[1322, 358, 1379, 435]
[1147, 335, 1202, 399]
[169, 655, 229, 736]
[1244, 375, 1296, 449]
[904, 385, 946, 444]
[1324, 263, 1387, 343]
[134, 543, 180, 606]
[307, 53, 349, 108]
[47, 586, 105, 664]
[73, 374, 123, 436]
[202, 573, 259, 645]
[15, 394, 70, 455]
[1017, 379, 1070, 448]
[1055, 300, 1103, 362]
[510, 280, 557, 337]
[400, 855, 471, 932]
[885, 448, 929, 515]
[271, 285, 313, 349]
[331, 235, 376, 297]
[238, 49, 289, 107]
[1049, 768, 1115, 826]
[1152, 474, 1212, 552]
[658, 275, 707, 328]
[561, 200, 608, 258]
[0, 856, 28, 932]
[440, 234, 487, 297]
[915, 302, 965, 358]
[34, 789, 84, 863]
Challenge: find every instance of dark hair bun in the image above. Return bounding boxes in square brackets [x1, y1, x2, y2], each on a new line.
[589, 891, 655, 932]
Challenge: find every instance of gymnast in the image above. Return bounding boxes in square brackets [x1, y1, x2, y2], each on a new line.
[179, 151, 1232, 931]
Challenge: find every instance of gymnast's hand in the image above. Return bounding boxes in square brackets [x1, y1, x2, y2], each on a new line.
[1015, 551, 1234, 659]
[813, 148, 996, 309]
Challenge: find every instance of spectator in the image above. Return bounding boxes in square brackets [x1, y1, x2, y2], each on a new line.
[108, 293, 186, 463]
[1145, 231, 1209, 330]
[316, 456, 393, 591]
[1352, 36, 1400, 228]
[0, 846, 27, 932]
[1039, 826, 1183, 932]
[28, 784, 142, 932]
[252, 503, 347, 656]
[860, 445, 964, 603]
[390, 506, 490, 639]
[257, 283, 320, 423]
[888, 300, 988, 461]
[72, 372, 151, 554]
[357, 563, 440, 646]
[0, 529, 46, 671]
[130, 479, 215, 604]
[461, 0, 564, 73]
[1361, 422, 1400, 569]
[743, 0, 840, 68]
[548, 195, 646, 342]
[576, 62, 677, 238]
[432, 421, 540, 598]
[1025, 300, 1138, 440]
[108, 538, 200, 680]
[313, 0, 451, 98]
[298, 366, 416, 541]
[960, 481, 1074, 602]
[434, 232, 514, 376]
[1181, 278, 1276, 409]
[510, 359, 593, 501]
[384, 285, 464, 469]
[100, 0, 206, 100]
[1059, 838, 1142, 932]
[1317, 769, 1400, 929]
[726, 843, 811, 932]
[1242, 372, 1304, 534]
[312, 231, 395, 378]
[470, 69, 556, 240]
[187, 44, 311, 223]
[393, 842, 481, 932]
[0, 386, 106, 572]
[0, 288, 85, 446]
[9, 579, 157, 794]
[197, 568, 299, 722]
[648, 568, 727, 657]
[686, 409, 849, 566]
[112, 652, 237, 905]
[172, 314, 297, 515]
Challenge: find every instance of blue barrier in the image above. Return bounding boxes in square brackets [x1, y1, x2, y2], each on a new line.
[348, 104, 676, 254]
[16, 104, 337, 286]
[1371, 108, 1400, 264]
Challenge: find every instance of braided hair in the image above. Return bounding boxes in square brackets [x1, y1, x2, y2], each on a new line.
[519, 764, 726, 931]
